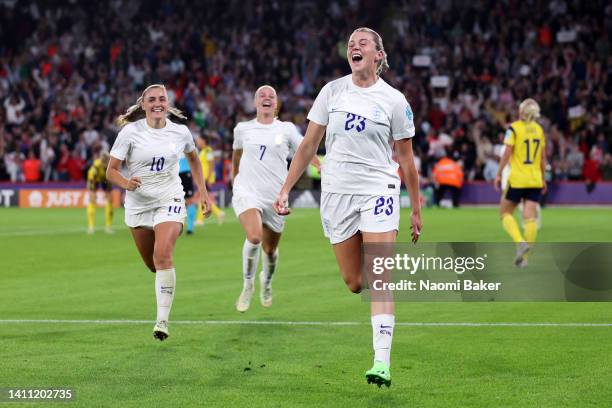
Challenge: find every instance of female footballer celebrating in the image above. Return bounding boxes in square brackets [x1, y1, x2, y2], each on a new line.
[233, 85, 319, 312]
[107, 84, 213, 341]
[274, 28, 422, 387]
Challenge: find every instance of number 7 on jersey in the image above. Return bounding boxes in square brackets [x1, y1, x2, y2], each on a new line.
[259, 145, 266, 160]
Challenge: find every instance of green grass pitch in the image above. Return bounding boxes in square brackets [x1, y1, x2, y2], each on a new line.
[1, 207, 612, 407]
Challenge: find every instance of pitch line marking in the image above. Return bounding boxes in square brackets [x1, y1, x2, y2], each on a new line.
[0, 319, 611, 327]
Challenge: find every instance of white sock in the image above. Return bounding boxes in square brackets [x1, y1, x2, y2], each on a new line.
[242, 239, 261, 282]
[372, 314, 395, 366]
[262, 249, 278, 286]
[155, 268, 176, 322]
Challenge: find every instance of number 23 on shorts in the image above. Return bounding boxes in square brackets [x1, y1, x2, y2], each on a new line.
[373, 196, 394, 216]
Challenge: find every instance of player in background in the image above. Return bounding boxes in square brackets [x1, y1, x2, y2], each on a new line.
[195, 136, 225, 225]
[107, 84, 212, 341]
[274, 28, 422, 388]
[494, 98, 547, 267]
[233, 85, 319, 312]
[178, 153, 198, 235]
[86, 151, 113, 234]
[498, 144, 542, 230]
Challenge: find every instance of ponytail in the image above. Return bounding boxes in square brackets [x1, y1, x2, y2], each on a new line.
[116, 84, 187, 127]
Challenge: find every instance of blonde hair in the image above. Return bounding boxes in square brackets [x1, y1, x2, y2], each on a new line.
[254, 84, 279, 117]
[254, 84, 276, 99]
[99, 151, 110, 167]
[116, 84, 187, 127]
[519, 98, 541, 122]
[351, 27, 389, 76]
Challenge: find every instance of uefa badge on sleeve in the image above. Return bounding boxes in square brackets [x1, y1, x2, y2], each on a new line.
[405, 105, 413, 122]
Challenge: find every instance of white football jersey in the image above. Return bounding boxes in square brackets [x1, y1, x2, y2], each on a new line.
[233, 119, 303, 200]
[110, 118, 195, 211]
[308, 75, 415, 195]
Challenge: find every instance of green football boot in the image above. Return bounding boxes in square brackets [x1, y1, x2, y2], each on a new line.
[365, 361, 391, 388]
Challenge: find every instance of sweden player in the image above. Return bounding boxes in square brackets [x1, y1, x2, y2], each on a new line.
[195, 136, 225, 225]
[499, 145, 542, 229]
[233, 85, 318, 312]
[86, 151, 113, 234]
[494, 99, 547, 267]
[274, 28, 422, 387]
[107, 84, 213, 341]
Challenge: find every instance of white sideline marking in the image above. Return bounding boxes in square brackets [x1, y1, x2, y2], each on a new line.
[0, 319, 610, 327]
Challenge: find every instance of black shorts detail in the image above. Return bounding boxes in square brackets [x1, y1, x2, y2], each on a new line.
[179, 171, 195, 199]
[505, 186, 541, 204]
[88, 180, 112, 192]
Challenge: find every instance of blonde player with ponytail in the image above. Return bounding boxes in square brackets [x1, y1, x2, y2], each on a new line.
[274, 28, 422, 387]
[495, 98, 547, 267]
[107, 84, 213, 341]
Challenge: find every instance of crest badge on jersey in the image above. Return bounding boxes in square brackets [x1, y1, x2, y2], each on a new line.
[275, 134, 283, 145]
[405, 105, 413, 122]
[372, 108, 381, 121]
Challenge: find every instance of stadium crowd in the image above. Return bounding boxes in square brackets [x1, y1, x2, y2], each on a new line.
[1, 0, 611, 185]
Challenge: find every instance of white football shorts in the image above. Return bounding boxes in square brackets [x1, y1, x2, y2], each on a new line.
[232, 193, 285, 233]
[320, 192, 400, 244]
[125, 197, 186, 229]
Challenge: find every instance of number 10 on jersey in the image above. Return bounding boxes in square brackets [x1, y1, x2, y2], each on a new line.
[150, 156, 165, 171]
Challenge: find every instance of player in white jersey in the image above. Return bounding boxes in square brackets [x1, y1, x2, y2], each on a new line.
[232, 85, 319, 312]
[274, 28, 422, 387]
[106, 84, 213, 341]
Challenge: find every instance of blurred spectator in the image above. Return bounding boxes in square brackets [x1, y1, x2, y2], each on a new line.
[22, 150, 41, 182]
[67, 149, 85, 181]
[600, 154, 612, 181]
[55, 145, 70, 181]
[565, 144, 585, 180]
[584, 148, 603, 193]
[432, 152, 464, 208]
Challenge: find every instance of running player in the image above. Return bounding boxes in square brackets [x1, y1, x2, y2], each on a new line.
[107, 84, 213, 341]
[274, 28, 422, 387]
[494, 98, 547, 267]
[233, 85, 319, 312]
[86, 151, 113, 234]
[498, 145, 542, 230]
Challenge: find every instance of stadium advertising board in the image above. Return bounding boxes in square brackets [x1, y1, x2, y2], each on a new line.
[18, 189, 122, 208]
[0, 189, 18, 207]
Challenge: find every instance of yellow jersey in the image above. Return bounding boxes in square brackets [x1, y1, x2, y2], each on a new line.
[199, 146, 215, 184]
[504, 120, 545, 188]
[87, 159, 109, 190]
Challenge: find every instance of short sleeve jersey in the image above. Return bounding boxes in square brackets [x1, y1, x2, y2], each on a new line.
[232, 119, 303, 200]
[87, 159, 106, 184]
[307, 75, 415, 195]
[504, 120, 545, 188]
[110, 118, 196, 211]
